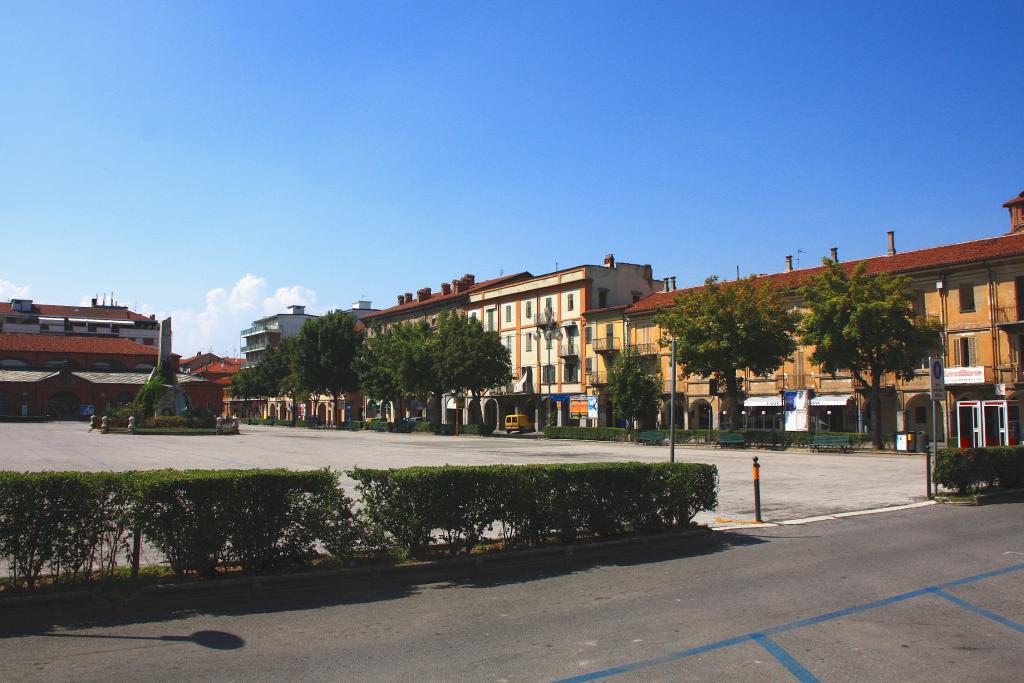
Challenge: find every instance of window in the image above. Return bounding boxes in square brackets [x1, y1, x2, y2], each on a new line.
[585, 326, 592, 343]
[545, 297, 553, 313]
[959, 283, 975, 312]
[585, 357, 593, 372]
[525, 333, 532, 352]
[598, 290, 608, 308]
[505, 335, 513, 352]
[564, 362, 578, 383]
[914, 406, 927, 424]
[605, 323, 614, 340]
[486, 309, 495, 331]
[470, 311, 477, 320]
[567, 293, 574, 311]
[546, 336, 552, 350]
[954, 336, 977, 366]
[525, 301, 532, 318]
[505, 305, 512, 323]
[543, 364, 556, 384]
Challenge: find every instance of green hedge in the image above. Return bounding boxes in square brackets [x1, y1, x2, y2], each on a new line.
[351, 462, 718, 559]
[934, 447, 1024, 494]
[461, 423, 496, 436]
[0, 415, 49, 423]
[543, 426, 630, 441]
[414, 421, 434, 432]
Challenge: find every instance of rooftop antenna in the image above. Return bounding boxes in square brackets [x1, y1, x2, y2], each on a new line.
[796, 249, 806, 268]
[736, 265, 740, 280]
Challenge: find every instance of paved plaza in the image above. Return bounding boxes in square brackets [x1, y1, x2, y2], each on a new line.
[0, 423, 928, 525]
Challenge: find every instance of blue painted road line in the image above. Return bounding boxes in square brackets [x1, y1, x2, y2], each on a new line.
[552, 562, 1024, 683]
[929, 588, 1024, 634]
[751, 633, 820, 683]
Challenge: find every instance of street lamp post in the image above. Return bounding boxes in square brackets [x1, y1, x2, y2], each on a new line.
[669, 338, 677, 463]
[535, 305, 563, 428]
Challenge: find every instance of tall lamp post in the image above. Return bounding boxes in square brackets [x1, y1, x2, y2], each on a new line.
[535, 305, 563, 427]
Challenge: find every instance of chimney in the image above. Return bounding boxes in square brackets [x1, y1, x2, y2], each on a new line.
[603, 253, 616, 268]
[462, 274, 476, 287]
[663, 279, 671, 293]
[830, 247, 838, 262]
[91, 297, 98, 307]
[417, 287, 432, 302]
[887, 230, 896, 256]
[670, 276, 677, 290]
[397, 294, 406, 305]
[1003, 190, 1024, 234]
[405, 292, 412, 302]
[441, 282, 452, 295]
[785, 255, 793, 272]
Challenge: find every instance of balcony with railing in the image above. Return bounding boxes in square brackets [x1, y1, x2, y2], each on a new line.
[996, 305, 1024, 327]
[593, 337, 620, 353]
[586, 371, 609, 386]
[241, 321, 280, 337]
[628, 342, 659, 356]
[746, 375, 785, 395]
[558, 342, 579, 357]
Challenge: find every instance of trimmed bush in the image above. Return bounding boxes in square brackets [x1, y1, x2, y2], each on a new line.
[133, 469, 347, 576]
[0, 472, 131, 589]
[413, 421, 434, 432]
[543, 426, 630, 442]
[461, 424, 496, 436]
[350, 462, 718, 559]
[935, 447, 1024, 494]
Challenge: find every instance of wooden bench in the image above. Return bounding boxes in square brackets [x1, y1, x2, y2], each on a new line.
[637, 431, 665, 445]
[716, 432, 746, 448]
[810, 434, 852, 453]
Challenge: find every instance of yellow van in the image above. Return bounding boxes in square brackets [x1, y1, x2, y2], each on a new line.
[504, 414, 533, 434]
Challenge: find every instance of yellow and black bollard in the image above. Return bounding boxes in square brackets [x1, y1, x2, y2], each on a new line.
[753, 456, 763, 523]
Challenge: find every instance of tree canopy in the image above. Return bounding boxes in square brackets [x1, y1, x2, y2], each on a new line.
[798, 259, 942, 448]
[655, 275, 800, 417]
[436, 311, 513, 424]
[606, 349, 662, 428]
[293, 311, 363, 420]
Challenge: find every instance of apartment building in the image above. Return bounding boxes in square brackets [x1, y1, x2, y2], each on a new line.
[463, 254, 663, 428]
[239, 304, 317, 368]
[621, 189, 1024, 447]
[1, 297, 160, 346]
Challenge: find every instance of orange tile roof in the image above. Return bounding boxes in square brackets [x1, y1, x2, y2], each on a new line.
[194, 360, 242, 375]
[2, 302, 152, 321]
[1002, 191, 1024, 208]
[629, 230, 1024, 313]
[0, 332, 162, 356]
[363, 272, 532, 321]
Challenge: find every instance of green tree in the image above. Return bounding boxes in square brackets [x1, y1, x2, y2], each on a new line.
[656, 276, 800, 424]
[607, 349, 662, 429]
[356, 325, 408, 421]
[436, 311, 513, 426]
[228, 367, 260, 418]
[293, 311, 363, 425]
[798, 260, 942, 449]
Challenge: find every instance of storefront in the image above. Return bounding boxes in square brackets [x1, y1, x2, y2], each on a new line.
[954, 399, 1020, 447]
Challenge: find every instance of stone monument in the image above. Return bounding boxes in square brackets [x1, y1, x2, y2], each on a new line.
[148, 318, 191, 417]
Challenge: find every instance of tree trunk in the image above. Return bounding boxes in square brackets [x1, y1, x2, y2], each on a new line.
[869, 372, 883, 450]
[723, 372, 741, 431]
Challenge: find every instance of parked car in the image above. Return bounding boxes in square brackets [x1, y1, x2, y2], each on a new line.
[504, 413, 533, 434]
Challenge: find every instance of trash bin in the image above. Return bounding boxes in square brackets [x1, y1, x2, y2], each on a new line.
[895, 431, 917, 452]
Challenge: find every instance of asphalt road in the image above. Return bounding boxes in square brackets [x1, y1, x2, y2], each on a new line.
[1, 503, 1022, 681]
[0, 423, 928, 525]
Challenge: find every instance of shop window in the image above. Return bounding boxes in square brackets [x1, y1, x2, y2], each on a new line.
[959, 283, 975, 312]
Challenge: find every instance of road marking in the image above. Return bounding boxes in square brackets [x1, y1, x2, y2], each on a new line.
[751, 633, 820, 683]
[552, 561, 1024, 683]
[928, 589, 1024, 634]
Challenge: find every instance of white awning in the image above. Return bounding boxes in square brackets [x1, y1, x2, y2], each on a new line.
[810, 394, 853, 407]
[744, 396, 781, 407]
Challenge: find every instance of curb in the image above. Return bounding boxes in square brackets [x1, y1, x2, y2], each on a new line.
[0, 527, 712, 620]
[711, 500, 937, 530]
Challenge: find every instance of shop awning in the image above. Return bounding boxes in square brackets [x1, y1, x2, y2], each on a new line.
[744, 396, 781, 407]
[810, 394, 853, 407]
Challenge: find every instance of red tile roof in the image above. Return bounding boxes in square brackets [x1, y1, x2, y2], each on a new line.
[194, 360, 242, 375]
[0, 333, 161, 356]
[1003, 191, 1024, 208]
[2, 302, 153, 321]
[362, 272, 532, 321]
[629, 230, 1024, 313]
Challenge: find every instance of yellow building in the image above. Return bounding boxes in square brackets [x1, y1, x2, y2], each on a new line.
[617, 190, 1024, 447]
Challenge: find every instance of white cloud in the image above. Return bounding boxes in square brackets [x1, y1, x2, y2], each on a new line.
[168, 274, 317, 356]
[0, 279, 31, 299]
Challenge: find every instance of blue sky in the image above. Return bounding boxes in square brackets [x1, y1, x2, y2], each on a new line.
[1, 1, 1022, 354]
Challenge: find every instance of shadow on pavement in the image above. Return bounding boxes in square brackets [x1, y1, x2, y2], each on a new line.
[0, 531, 768, 637]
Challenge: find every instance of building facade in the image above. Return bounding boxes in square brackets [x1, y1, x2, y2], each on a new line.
[1, 298, 160, 345]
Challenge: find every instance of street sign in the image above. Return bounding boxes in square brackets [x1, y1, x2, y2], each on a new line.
[929, 357, 945, 401]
